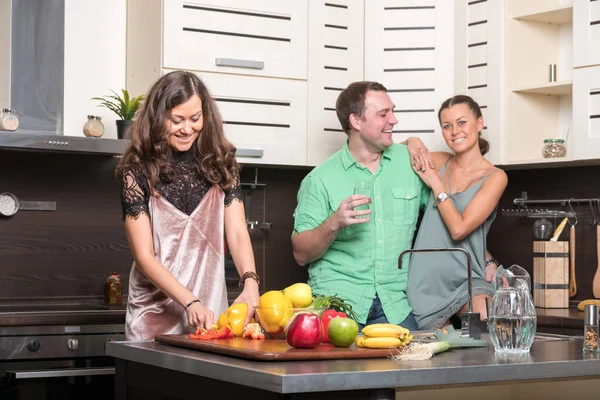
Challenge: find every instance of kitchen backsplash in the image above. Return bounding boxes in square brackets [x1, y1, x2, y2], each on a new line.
[1, 148, 598, 303]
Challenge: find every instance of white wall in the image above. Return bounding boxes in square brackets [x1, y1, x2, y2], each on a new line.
[63, 0, 126, 138]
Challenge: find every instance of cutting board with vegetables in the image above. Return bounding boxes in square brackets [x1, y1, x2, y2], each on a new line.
[154, 335, 397, 361]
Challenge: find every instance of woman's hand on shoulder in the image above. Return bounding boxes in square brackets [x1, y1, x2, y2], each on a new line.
[186, 301, 215, 331]
[405, 137, 435, 172]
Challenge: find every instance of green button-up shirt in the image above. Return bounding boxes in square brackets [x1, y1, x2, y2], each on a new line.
[293, 141, 429, 324]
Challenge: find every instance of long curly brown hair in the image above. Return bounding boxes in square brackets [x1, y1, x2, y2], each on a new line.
[116, 71, 238, 192]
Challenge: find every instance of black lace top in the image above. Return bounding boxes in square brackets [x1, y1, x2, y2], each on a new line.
[120, 150, 243, 220]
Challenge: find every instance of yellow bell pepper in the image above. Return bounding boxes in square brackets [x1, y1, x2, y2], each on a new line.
[216, 303, 248, 337]
[257, 290, 293, 336]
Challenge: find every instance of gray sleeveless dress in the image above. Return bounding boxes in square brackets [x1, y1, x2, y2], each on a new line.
[406, 161, 496, 330]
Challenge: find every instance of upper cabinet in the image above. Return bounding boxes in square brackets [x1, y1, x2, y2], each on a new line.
[162, 0, 308, 80]
[306, 0, 364, 166]
[455, 0, 575, 166]
[574, 0, 600, 68]
[454, 0, 503, 165]
[127, 0, 309, 166]
[0, 0, 126, 139]
[364, 0, 454, 153]
[503, 0, 574, 165]
[573, 65, 600, 159]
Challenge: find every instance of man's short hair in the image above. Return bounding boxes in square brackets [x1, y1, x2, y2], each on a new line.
[335, 81, 388, 134]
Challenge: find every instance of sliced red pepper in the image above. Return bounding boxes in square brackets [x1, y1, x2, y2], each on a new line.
[321, 309, 347, 343]
[189, 326, 234, 340]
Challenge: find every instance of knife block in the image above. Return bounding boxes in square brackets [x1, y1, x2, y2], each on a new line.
[533, 241, 569, 308]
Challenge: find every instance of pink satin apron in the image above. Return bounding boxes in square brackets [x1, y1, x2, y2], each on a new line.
[125, 185, 228, 341]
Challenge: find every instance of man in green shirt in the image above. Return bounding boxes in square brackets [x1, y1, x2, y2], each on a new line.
[292, 81, 429, 330]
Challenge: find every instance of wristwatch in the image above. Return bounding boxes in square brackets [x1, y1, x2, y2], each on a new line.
[433, 192, 449, 208]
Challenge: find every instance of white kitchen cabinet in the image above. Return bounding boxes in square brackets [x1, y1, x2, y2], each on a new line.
[574, 0, 600, 68]
[195, 71, 307, 166]
[127, 0, 309, 166]
[573, 65, 600, 159]
[502, 0, 574, 165]
[364, 0, 454, 152]
[154, 0, 307, 80]
[306, 0, 364, 166]
[455, 0, 575, 166]
[454, 0, 504, 165]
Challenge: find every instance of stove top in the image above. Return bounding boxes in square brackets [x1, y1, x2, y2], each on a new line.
[0, 302, 127, 326]
[0, 303, 125, 314]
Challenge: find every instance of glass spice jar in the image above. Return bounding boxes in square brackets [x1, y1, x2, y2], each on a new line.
[541, 138, 566, 158]
[104, 272, 123, 306]
[0, 108, 19, 131]
[584, 304, 599, 352]
[83, 115, 105, 138]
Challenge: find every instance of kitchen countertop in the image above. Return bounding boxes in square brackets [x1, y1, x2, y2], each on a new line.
[536, 307, 584, 331]
[106, 336, 599, 397]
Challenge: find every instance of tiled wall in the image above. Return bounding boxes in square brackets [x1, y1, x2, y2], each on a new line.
[488, 164, 600, 302]
[2, 147, 598, 304]
[0, 150, 311, 303]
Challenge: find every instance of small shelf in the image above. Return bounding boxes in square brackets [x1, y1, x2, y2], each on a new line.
[512, 5, 573, 25]
[512, 81, 572, 96]
[503, 155, 573, 167]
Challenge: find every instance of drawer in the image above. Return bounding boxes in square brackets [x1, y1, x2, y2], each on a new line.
[188, 70, 307, 166]
[163, 0, 308, 80]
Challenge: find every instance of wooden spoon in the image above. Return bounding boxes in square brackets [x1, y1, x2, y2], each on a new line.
[593, 224, 600, 298]
[569, 224, 577, 298]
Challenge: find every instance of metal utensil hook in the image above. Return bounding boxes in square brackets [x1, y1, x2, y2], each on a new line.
[590, 200, 598, 225]
[567, 198, 577, 226]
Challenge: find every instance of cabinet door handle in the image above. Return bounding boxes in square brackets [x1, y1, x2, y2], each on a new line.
[236, 148, 263, 158]
[7, 367, 115, 379]
[215, 58, 265, 70]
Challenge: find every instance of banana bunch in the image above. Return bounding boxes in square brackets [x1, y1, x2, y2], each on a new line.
[355, 323, 413, 349]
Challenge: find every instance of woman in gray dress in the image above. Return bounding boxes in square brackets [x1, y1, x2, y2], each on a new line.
[116, 71, 260, 340]
[405, 95, 508, 330]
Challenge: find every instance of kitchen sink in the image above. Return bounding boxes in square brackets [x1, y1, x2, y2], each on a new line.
[533, 333, 578, 342]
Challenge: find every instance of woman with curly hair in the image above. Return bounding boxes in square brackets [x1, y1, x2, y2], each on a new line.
[116, 70, 259, 341]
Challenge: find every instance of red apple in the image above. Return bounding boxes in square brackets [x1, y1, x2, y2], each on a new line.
[285, 312, 322, 349]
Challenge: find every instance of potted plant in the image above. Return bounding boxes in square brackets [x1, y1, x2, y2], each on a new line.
[91, 89, 144, 139]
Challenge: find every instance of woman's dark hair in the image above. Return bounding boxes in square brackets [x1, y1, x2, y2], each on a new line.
[336, 81, 388, 134]
[437, 95, 489, 155]
[116, 70, 238, 192]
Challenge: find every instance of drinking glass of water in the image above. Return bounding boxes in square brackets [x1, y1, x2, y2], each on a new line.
[353, 181, 371, 218]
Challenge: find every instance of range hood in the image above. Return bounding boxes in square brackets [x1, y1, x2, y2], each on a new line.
[0, 131, 264, 158]
[0, 131, 128, 155]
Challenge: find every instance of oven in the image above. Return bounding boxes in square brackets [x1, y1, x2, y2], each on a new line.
[0, 304, 125, 400]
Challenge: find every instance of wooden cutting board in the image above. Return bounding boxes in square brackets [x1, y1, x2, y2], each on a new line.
[154, 334, 398, 361]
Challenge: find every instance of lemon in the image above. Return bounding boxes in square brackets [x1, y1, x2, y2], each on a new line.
[282, 283, 313, 308]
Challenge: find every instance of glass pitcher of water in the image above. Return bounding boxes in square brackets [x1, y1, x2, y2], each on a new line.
[488, 265, 537, 353]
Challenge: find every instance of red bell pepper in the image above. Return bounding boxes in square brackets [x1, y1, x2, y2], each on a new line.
[189, 326, 234, 340]
[321, 309, 347, 343]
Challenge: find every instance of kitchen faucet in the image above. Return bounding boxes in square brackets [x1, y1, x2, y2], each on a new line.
[398, 247, 487, 339]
